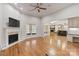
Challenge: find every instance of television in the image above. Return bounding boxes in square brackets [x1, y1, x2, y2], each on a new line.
[8, 17, 20, 27]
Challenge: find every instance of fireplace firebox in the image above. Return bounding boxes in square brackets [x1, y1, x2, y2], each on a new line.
[8, 34, 18, 44]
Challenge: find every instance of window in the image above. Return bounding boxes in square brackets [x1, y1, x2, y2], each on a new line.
[26, 24, 37, 35]
[26, 24, 31, 35]
[31, 24, 37, 35]
[44, 25, 49, 34]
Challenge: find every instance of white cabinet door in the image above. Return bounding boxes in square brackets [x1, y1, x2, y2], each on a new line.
[68, 17, 79, 28]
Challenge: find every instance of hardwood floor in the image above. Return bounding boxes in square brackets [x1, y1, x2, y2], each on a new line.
[0, 33, 79, 56]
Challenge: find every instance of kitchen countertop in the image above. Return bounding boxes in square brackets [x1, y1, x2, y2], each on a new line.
[68, 34, 79, 37]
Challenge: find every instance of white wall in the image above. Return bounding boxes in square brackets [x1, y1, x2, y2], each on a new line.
[20, 14, 42, 38]
[0, 4, 4, 49]
[0, 4, 42, 49]
[42, 4, 79, 24]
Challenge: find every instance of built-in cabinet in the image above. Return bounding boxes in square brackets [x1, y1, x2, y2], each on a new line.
[68, 17, 79, 28]
[68, 17, 79, 42]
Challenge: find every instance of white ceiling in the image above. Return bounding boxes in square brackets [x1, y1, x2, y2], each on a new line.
[10, 3, 73, 18]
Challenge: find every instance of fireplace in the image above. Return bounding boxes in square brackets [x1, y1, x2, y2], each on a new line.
[8, 34, 18, 44]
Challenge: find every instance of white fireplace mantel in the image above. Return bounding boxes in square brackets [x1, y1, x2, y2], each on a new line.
[2, 27, 20, 50]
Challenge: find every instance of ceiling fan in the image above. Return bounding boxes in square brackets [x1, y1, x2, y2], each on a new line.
[30, 3, 47, 12]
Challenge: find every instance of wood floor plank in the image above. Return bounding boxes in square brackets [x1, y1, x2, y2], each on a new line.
[0, 33, 79, 56]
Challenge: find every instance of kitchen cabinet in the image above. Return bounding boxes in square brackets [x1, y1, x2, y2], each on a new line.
[68, 17, 79, 28]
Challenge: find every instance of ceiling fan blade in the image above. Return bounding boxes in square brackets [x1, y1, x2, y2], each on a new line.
[37, 9, 40, 12]
[39, 7, 47, 10]
[30, 7, 37, 11]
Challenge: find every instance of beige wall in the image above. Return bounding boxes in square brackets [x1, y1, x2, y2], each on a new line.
[68, 17, 79, 28]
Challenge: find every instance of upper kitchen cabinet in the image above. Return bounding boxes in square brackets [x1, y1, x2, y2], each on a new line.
[68, 17, 79, 28]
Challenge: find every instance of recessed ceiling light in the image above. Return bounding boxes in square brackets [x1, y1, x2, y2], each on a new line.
[50, 21, 56, 24]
